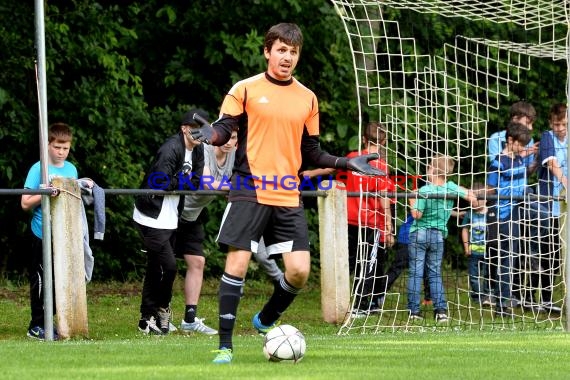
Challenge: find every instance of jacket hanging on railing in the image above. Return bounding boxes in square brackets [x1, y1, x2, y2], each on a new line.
[78, 178, 106, 282]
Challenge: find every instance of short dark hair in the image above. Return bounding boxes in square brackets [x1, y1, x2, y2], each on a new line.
[180, 108, 209, 128]
[510, 101, 536, 122]
[264, 23, 303, 53]
[549, 103, 567, 122]
[48, 122, 73, 143]
[505, 121, 531, 146]
[364, 122, 387, 143]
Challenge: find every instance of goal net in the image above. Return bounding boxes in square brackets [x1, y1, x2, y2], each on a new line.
[332, 0, 568, 333]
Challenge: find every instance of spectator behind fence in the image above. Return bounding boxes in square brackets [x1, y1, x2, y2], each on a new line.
[407, 154, 476, 323]
[21, 122, 79, 341]
[133, 109, 205, 335]
[338, 122, 395, 317]
[487, 100, 539, 174]
[460, 182, 492, 306]
[486, 121, 532, 316]
[529, 102, 568, 313]
[176, 126, 238, 335]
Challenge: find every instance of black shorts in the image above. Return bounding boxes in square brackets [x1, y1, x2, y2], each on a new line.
[175, 219, 206, 257]
[217, 201, 310, 255]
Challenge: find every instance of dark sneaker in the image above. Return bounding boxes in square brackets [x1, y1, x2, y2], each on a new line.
[157, 307, 172, 334]
[252, 312, 278, 335]
[351, 298, 383, 318]
[369, 296, 385, 312]
[541, 302, 562, 314]
[138, 316, 163, 335]
[27, 326, 59, 341]
[522, 300, 543, 312]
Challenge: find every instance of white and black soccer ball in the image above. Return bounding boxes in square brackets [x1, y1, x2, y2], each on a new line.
[263, 324, 306, 363]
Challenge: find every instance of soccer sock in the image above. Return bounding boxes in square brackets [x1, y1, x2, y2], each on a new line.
[259, 276, 301, 326]
[184, 305, 197, 323]
[218, 272, 243, 350]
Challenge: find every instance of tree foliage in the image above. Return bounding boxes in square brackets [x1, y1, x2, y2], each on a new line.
[0, 0, 356, 281]
[0, 1, 565, 280]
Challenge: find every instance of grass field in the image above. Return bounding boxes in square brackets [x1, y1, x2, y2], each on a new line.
[1, 278, 570, 379]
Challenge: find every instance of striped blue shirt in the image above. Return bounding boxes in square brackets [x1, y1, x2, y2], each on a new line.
[487, 154, 527, 220]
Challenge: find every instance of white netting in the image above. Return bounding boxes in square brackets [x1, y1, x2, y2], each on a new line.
[332, 0, 568, 333]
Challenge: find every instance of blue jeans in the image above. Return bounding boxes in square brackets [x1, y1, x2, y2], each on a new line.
[407, 229, 446, 314]
[468, 251, 490, 300]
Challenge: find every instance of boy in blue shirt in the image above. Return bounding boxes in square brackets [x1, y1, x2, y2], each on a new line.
[487, 101, 538, 173]
[408, 154, 476, 323]
[486, 121, 532, 316]
[530, 103, 567, 312]
[21, 123, 78, 340]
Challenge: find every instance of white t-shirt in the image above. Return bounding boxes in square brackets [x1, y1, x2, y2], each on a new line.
[133, 149, 193, 229]
[180, 144, 235, 222]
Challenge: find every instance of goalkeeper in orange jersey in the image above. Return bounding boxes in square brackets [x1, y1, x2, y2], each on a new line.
[190, 22, 383, 364]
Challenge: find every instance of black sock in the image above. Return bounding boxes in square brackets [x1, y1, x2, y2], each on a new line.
[218, 272, 243, 350]
[184, 305, 197, 323]
[259, 276, 300, 326]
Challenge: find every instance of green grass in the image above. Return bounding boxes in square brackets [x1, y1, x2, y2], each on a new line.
[1, 278, 570, 379]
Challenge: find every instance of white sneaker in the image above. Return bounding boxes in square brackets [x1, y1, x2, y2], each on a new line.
[435, 313, 449, 323]
[180, 317, 218, 335]
[138, 316, 163, 335]
[350, 308, 370, 319]
[481, 297, 493, 307]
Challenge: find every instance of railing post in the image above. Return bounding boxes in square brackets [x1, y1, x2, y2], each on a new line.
[51, 177, 89, 338]
[317, 180, 349, 323]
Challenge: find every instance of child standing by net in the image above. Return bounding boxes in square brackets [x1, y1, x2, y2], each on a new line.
[407, 154, 476, 323]
[486, 121, 532, 316]
[21, 123, 78, 340]
[460, 183, 492, 306]
[340, 122, 395, 316]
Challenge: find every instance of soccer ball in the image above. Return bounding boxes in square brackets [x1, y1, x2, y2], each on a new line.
[263, 324, 306, 363]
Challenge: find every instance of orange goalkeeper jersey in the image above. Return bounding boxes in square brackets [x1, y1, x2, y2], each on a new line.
[216, 72, 319, 207]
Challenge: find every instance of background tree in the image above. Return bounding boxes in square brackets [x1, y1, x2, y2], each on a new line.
[0, 0, 565, 281]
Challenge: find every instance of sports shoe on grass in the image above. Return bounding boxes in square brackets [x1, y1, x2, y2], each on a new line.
[507, 298, 521, 308]
[157, 307, 172, 334]
[27, 326, 59, 341]
[435, 312, 449, 323]
[180, 317, 218, 335]
[540, 302, 562, 314]
[409, 312, 423, 321]
[252, 312, 279, 335]
[350, 308, 371, 319]
[481, 297, 493, 307]
[138, 316, 163, 335]
[212, 347, 233, 364]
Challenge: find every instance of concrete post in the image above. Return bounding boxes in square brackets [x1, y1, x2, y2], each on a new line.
[51, 177, 89, 338]
[317, 180, 350, 323]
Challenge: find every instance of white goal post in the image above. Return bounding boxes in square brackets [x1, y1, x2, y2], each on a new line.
[330, 0, 569, 333]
